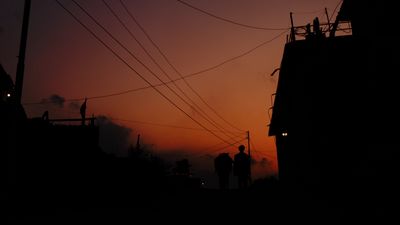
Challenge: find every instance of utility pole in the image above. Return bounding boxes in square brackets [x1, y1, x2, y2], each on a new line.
[15, 0, 31, 104]
[9, 2, 31, 223]
[247, 131, 252, 184]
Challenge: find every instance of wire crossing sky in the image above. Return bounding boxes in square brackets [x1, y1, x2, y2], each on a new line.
[1, 0, 341, 181]
[101, 0, 242, 140]
[176, 0, 289, 30]
[55, 0, 239, 146]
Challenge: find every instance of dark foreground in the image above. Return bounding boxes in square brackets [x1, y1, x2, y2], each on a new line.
[8, 180, 399, 225]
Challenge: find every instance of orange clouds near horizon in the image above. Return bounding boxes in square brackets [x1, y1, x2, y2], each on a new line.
[1, 0, 341, 181]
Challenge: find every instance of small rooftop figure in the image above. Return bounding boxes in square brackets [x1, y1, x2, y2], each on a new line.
[313, 17, 324, 38]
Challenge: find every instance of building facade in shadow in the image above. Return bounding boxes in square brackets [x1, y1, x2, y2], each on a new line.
[269, 0, 400, 198]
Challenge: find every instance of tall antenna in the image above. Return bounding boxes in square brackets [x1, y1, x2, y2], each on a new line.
[15, 0, 31, 104]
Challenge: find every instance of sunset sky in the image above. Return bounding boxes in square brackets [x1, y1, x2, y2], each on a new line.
[1, 0, 341, 186]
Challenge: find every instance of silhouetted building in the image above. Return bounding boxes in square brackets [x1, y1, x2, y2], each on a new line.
[0, 65, 15, 103]
[269, 0, 400, 196]
[167, 158, 204, 189]
[3, 65, 104, 206]
[16, 115, 100, 192]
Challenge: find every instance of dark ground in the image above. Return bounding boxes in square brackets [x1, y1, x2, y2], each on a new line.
[8, 179, 399, 225]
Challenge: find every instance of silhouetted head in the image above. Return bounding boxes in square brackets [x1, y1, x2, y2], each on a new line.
[238, 145, 245, 152]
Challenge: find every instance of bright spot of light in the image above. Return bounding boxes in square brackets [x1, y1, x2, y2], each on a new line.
[282, 132, 288, 137]
[200, 178, 206, 187]
[7, 93, 11, 97]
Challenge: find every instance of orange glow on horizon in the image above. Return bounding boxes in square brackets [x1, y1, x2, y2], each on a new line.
[1, 0, 341, 181]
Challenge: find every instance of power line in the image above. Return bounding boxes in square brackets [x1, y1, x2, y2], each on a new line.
[291, 9, 324, 15]
[81, 0, 238, 142]
[250, 140, 275, 158]
[23, 29, 287, 106]
[23, 86, 150, 105]
[206, 137, 247, 155]
[120, 0, 244, 133]
[55, 0, 233, 146]
[103, 0, 240, 139]
[176, 0, 288, 31]
[112, 117, 244, 134]
[195, 137, 248, 158]
[70, 0, 238, 142]
[183, 29, 289, 77]
[196, 131, 247, 154]
[25, 5, 287, 114]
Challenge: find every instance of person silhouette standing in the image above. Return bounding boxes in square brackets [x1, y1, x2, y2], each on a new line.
[233, 145, 250, 189]
[214, 153, 233, 190]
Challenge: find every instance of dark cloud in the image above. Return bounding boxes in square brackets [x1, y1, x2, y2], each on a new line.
[40, 94, 65, 108]
[68, 101, 81, 110]
[97, 115, 133, 157]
